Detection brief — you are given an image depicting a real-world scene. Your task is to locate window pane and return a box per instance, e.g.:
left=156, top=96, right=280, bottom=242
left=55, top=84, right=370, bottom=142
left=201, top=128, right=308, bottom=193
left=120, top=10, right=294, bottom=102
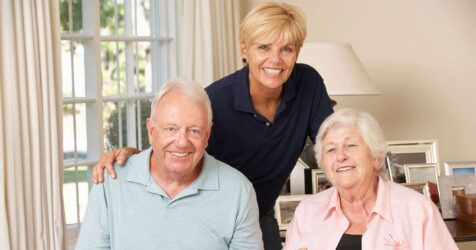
left=62, top=41, right=86, bottom=97
left=76, top=103, right=88, bottom=159
left=103, top=102, right=128, bottom=150
left=63, top=104, right=75, bottom=160
left=101, top=42, right=126, bottom=96
left=59, top=0, right=83, bottom=33
left=138, top=99, right=151, bottom=150
left=100, top=0, right=125, bottom=35
left=63, top=103, right=88, bottom=161
left=133, top=0, right=151, bottom=36
left=73, top=41, right=86, bottom=97
left=63, top=165, right=89, bottom=224
left=61, top=41, right=73, bottom=98
left=135, top=42, right=152, bottom=93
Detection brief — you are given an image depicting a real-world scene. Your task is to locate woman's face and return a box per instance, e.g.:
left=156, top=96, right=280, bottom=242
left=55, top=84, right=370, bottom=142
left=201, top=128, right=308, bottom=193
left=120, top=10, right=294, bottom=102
left=240, top=39, right=299, bottom=91
left=320, top=125, right=380, bottom=192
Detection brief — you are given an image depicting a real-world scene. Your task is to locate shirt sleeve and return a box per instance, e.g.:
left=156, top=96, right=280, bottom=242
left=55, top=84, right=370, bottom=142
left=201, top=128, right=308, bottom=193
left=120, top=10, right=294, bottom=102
left=229, top=184, right=264, bottom=250
left=422, top=203, right=458, bottom=250
left=284, top=202, right=304, bottom=250
left=308, top=71, right=334, bottom=143
left=75, top=182, right=110, bottom=250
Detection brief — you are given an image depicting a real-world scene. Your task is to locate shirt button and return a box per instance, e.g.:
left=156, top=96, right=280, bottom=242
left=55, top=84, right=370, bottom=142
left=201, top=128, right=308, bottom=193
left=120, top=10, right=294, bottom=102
left=266, top=122, right=271, bottom=126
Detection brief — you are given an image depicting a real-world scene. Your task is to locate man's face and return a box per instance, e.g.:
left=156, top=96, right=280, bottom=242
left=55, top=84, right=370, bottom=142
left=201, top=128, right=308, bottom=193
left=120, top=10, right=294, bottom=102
left=147, top=91, right=210, bottom=177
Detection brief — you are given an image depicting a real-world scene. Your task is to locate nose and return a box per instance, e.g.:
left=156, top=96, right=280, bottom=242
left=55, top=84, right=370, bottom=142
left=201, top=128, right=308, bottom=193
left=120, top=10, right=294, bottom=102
left=336, top=147, right=347, bottom=162
left=269, top=48, right=280, bottom=63
left=174, top=129, right=190, bottom=147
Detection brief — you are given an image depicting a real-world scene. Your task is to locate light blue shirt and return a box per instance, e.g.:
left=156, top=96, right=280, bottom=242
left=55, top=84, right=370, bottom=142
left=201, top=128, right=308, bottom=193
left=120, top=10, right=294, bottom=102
left=76, top=148, right=263, bottom=250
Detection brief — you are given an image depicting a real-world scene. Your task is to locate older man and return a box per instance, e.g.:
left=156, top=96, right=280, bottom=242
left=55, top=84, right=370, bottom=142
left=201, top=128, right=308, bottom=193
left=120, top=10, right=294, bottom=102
left=76, top=79, right=263, bottom=250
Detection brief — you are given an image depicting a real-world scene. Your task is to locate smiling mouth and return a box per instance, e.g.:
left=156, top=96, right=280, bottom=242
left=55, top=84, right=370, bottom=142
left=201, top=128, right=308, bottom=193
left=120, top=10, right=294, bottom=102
left=336, top=166, right=355, bottom=172
left=263, top=68, right=282, bottom=75
left=170, top=152, right=190, bottom=157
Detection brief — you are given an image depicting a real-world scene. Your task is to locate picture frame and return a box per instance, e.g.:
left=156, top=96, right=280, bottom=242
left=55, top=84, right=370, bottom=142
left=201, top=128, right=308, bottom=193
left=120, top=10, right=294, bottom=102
left=438, top=175, right=476, bottom=219
left=403, top=163, right=439, bottom=184
left=386, top=140, right=440, bottom=183
left=289, top=159, right=311, bottom=195
left=311, top=169, right=332, bottom=194
left=402, top=182, right=431, bottom=200
left=274, top=195, right=310, bottom=230
left=443, top=161, right=476, bottom=176
left=403, top=163, right=440, bottom=202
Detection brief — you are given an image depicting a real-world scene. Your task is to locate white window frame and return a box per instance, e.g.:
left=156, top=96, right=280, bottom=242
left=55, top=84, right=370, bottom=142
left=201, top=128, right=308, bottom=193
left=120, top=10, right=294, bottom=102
left=60, top=0, right=176, bottom=247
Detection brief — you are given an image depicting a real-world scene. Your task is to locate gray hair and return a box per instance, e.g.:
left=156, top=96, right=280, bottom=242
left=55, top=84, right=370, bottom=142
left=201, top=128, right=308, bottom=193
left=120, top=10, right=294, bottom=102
left=150, top=78, right=213, bottom=126
left=314, top=108, right=387, bottom=177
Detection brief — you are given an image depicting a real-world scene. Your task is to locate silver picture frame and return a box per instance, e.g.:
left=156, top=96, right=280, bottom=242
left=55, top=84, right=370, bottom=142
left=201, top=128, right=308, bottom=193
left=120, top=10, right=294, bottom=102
left=443, top=161, right=476, bottom=176
left=386, top=140, right=440, bottom=183
left=274, top=195, right=310, bottom=230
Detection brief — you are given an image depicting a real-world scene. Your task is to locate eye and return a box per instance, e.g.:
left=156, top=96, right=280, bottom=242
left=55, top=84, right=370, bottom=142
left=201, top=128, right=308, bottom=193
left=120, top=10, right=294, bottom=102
left=190, top=128, right=201, bottom=135
left=325, top=148, right=335, bottom=154
left=163, top=127, right=177, bottom=135
left=283, top=47, right=294, bottom=53
left=257, top=44, right=269, bottom=51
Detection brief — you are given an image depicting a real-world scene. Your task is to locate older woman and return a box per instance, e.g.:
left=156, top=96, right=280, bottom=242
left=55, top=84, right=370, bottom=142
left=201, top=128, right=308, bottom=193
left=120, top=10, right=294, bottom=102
left=93, top=2, right=333, bottom=249
left=285, top=109, right=457, bottom=250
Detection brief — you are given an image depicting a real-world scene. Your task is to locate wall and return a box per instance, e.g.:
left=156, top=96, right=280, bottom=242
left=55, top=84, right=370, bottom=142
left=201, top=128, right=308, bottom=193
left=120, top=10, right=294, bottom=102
left=243, top=0, right=476, bottom=165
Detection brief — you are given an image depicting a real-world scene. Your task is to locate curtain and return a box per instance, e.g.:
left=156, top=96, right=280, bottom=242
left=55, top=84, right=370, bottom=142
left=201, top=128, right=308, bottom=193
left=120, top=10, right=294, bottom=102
left=177, top=0, right=242, bottom=87
left=0, top=0, right=64, bottom=249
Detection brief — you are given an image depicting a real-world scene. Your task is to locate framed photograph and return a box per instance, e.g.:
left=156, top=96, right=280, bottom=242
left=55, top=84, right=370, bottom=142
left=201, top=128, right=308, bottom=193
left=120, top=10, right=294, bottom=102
left=311, top=169, right=332, bottom=194
left=403, top=163, right=438, bottom=183
left=289, top=159, right=311, bottom=195
left=403, top=163, right=439, bottom=202
left=443, top=161, right=476, bottom=176
left=274, top=195, right=309, bottom=230
left=438, top=175, right=476, bottom=218
left=402, top=182, right=431, bottom=200
left=386, top=140, right=440, bottom=183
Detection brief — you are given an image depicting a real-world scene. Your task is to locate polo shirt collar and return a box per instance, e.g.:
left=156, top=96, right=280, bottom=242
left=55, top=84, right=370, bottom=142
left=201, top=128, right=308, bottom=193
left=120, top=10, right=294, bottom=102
left=125, top=148, right=219, bottom=193
left=233, top=66, right=298, bottom=114
left=323, top=176, right=392, bottom=222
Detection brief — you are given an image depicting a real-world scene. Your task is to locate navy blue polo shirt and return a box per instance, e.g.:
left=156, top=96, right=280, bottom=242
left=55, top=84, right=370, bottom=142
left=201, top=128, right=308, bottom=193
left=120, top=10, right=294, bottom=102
left=205, top=63, right=333, bottom=215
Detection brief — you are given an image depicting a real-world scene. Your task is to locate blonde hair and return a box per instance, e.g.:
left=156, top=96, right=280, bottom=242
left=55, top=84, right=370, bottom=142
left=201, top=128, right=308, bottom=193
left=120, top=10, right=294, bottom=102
left=150, top=78, right=213, bottom=126
left=240, top=1, right=307, bottom=48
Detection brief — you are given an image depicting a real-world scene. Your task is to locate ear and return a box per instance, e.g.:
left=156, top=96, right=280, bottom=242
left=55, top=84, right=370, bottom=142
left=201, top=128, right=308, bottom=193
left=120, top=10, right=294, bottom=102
left=240, top=43, right=247, bottom=59
left=373, top=157, right=382, bottom=171
left=204, top=123, right=212, bottom=149
left=146, top=117, right=155, bottom=145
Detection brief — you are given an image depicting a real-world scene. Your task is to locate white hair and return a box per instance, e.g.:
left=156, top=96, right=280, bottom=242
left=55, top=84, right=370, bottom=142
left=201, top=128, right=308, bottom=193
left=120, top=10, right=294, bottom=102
left=150, top=78, right=212, bottom=126
left=314, top=108, right=387, bottom=176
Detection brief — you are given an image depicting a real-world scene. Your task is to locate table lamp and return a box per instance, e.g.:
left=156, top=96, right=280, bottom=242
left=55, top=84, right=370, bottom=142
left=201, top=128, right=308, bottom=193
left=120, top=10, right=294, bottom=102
left=297, top=42, right=379, bottom=100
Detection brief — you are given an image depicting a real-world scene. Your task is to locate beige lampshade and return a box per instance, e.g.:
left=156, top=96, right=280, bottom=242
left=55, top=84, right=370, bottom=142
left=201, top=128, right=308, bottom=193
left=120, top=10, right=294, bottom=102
left=297, top=43, right=379, bottom=96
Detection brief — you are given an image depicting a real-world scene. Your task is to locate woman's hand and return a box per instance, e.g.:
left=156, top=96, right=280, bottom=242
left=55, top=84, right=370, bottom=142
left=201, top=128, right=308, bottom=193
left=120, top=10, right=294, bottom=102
left=92, top=147, right=140, bottom=183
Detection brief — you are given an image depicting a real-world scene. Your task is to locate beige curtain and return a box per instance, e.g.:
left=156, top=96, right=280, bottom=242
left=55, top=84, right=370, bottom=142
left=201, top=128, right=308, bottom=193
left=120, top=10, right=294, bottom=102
left=177, top=0, right=242, bottom=87
left=0, top=0, right=64, bottom=249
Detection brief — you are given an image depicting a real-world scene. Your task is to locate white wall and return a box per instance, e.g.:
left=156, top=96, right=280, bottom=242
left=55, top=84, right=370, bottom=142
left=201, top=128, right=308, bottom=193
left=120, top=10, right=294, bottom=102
left=243, top=0, right=476, bottom=165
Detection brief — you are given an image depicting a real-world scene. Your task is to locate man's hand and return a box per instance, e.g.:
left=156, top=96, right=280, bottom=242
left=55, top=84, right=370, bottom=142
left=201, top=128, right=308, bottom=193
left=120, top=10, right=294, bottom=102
left=92, top=147, right=140, bottom=184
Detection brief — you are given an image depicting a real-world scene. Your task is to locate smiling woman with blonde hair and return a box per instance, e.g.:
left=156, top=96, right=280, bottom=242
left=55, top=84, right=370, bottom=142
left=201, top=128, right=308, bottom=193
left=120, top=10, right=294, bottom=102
left=285, top=109, right=457, bottom=250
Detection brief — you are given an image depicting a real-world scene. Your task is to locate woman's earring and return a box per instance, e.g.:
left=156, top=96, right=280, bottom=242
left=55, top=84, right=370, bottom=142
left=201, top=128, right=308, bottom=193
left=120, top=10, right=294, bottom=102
left=242, top=58, right=247, bottom=63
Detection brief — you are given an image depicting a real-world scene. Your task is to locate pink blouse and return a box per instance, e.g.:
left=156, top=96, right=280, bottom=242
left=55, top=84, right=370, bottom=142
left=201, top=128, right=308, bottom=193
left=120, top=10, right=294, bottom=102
left=285, top=177, right=457, bottom=250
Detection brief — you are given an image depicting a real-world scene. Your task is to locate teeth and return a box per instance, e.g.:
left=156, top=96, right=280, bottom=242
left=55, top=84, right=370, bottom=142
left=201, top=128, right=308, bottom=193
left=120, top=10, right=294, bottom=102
left=263, top=68, right=281, bottom=75
left=336, top=166, right=353, bottom=172
left=171, top=152, right=188, bottom=157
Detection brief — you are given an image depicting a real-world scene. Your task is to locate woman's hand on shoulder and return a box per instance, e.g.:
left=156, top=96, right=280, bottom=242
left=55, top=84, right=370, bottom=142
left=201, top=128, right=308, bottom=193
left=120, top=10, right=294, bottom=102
left=92, top=147, right=140, bottom=183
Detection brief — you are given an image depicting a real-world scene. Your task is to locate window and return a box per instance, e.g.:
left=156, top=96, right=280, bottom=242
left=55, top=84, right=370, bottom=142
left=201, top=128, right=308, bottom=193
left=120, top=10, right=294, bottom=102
left=59, top=0, right=176, bottom=245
